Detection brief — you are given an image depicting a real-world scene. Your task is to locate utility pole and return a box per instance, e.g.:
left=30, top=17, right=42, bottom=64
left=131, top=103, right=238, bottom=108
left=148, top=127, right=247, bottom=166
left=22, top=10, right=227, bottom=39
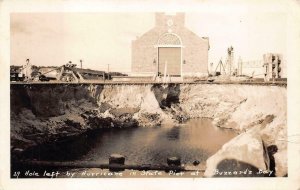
left=227, top=46, right=234, bottom=76
left=238, top=57, right=242, bottom=76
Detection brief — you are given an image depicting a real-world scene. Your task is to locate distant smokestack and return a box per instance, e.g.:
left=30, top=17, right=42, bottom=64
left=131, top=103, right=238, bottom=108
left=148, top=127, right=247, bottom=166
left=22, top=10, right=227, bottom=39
left=80, top=60, right=83, bottom=69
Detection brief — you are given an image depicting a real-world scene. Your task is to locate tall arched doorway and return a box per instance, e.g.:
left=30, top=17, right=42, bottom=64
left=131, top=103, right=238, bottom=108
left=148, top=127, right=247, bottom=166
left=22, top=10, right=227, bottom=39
left=156, top=33, right=183, bottom=77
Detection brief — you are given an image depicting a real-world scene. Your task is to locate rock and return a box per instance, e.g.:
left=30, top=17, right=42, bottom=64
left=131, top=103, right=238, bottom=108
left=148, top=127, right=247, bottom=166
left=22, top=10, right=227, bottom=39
left=274, top=150, right=287, bottom=177
left=204, top=130, right=270, bottom=177
left=99, top=102, right=112, bottom=113
left=80, top=113, right=89, bottom=119
left=193, top=160, right=200, bottom=166
left=134, top=112, right=162, bottom=127
left=259, top=117, right=287, bottom=177
left=110, top=107, right=139, bottom=117
left=11, top=148, right=24, bottom=160
left=87, top=116, right=113, bottom=129
left=12, top=148, right=24, bottom=153
left=64, top=119, right=82, bottom=130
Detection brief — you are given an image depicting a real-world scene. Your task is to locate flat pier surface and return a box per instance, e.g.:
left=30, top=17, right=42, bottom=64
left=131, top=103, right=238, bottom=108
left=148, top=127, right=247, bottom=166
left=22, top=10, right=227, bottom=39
left=10, top=80, right=287, bottom=86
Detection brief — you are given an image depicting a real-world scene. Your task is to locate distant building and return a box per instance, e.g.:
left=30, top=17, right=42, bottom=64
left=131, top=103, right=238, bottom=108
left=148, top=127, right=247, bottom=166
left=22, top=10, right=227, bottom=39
left=131, top=13, right=209, bottom=77
left=235, top=53, right=286, bottom=80
left=263, top=53, right=283, bottom=81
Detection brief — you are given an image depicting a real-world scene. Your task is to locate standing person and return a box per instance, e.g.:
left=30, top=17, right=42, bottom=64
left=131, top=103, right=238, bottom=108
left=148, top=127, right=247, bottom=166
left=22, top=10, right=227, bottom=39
left=23, top=59, right=32, bottom=81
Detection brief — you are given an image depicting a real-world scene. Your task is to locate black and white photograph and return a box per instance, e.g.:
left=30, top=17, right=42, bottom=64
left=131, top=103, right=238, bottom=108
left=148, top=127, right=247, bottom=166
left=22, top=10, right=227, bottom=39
left=1, top=0, right=300, bottom=189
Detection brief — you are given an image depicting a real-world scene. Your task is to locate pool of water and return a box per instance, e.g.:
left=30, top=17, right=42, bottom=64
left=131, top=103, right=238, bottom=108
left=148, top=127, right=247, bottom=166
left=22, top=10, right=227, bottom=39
left=21, top=118, right=237, bottom=166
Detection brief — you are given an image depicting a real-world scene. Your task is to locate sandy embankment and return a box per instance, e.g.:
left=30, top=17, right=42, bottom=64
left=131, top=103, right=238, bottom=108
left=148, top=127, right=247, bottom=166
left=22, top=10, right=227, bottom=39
left=10, top=83, right=287, bottom=176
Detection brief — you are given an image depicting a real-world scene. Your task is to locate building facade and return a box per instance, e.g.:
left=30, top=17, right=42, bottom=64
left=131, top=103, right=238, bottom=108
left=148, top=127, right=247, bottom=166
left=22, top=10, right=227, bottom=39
left=131, top=13, right=209, bottom=77
left=263, top=53, right=283, bottom=81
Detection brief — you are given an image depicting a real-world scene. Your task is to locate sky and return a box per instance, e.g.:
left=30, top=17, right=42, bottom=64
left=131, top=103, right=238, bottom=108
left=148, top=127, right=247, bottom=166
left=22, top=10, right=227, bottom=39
left=10, top=11, right=287, bottom=72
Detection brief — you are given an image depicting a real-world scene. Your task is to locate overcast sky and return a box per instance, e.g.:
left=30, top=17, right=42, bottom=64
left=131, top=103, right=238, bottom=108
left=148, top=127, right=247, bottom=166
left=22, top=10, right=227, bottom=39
left=10, top=11, right=287, bottom=72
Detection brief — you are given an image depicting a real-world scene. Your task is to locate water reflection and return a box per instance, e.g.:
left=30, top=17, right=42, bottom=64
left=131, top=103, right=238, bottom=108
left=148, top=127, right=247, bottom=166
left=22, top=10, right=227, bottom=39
left=22, top=118, right=237, bottom=166
left=166, top=126, right=180, bottom=140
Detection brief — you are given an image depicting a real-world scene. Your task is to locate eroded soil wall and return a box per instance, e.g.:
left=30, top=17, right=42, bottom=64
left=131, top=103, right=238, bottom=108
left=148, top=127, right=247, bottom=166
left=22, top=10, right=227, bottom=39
left=10, top=83, right=287, bottom=176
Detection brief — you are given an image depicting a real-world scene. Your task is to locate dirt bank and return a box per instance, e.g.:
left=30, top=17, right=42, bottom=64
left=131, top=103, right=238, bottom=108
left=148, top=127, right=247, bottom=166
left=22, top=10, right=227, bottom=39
left=10, top=83, right=287, bottom=176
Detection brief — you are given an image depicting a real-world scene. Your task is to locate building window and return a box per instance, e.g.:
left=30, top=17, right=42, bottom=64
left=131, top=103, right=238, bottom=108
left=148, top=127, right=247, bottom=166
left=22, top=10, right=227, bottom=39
left=157, top=33, right=181, bottom=46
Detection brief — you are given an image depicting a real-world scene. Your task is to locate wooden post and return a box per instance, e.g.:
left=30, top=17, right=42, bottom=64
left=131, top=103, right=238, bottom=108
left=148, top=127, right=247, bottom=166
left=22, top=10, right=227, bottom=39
left=109, top=154, right=125, bottom=165
left=109, top=154, right=125, bottom=172
left=167, top=157, right=181, bottom=166
left=166, top=157, right=181, bottom=173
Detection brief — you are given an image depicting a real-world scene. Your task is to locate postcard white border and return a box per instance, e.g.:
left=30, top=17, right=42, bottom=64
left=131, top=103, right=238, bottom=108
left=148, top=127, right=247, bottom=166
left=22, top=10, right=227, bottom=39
left=1, top=0, right=300, bottom=190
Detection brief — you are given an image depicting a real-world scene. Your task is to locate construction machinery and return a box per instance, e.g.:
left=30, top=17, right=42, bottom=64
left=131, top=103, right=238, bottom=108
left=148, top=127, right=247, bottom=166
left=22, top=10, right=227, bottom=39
left=56, top=62, right=85, bottom=82
left=30, top=62, right=86, bottom=82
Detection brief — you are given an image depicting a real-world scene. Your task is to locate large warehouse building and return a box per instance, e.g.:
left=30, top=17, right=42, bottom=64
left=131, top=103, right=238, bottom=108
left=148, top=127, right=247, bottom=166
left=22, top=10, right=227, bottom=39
left=131, top=13, right=209, bottom=77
